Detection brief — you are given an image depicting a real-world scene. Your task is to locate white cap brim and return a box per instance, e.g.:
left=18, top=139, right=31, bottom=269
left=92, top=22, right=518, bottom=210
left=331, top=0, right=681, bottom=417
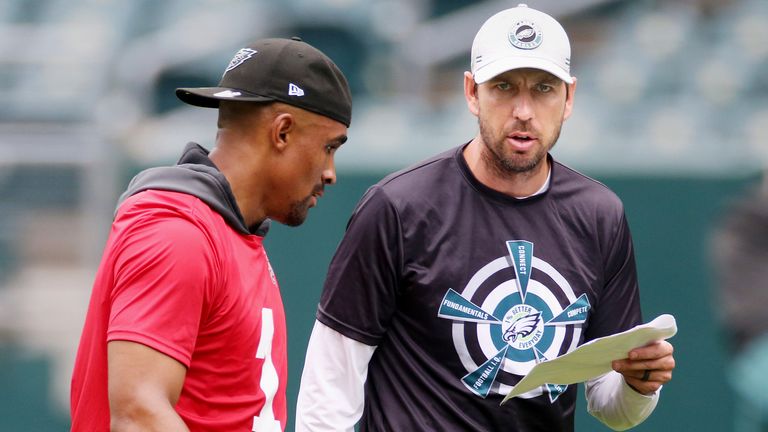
left=473, top=56, right=573, bottom=84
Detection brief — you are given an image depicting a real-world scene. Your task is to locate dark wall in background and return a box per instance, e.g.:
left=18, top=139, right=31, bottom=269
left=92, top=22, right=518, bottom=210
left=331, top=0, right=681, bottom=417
left=264, top=172, right=759, bottom=432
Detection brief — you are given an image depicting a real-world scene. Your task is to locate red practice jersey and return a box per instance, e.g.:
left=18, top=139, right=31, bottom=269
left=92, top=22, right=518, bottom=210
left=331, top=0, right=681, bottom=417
left=71, top=189, right=287, bottom=431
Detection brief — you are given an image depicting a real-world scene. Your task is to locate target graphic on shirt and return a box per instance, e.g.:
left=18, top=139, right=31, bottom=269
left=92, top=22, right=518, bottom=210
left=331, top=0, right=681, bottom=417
left=437, top=240, right=591, bottom=402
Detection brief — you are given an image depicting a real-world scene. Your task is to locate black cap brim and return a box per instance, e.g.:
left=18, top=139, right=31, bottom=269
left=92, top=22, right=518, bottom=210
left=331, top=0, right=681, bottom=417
left=176, top=87, right=275, bottom=108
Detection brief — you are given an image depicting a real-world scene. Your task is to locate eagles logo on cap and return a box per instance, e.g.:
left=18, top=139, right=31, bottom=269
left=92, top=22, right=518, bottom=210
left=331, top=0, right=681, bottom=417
left=224, top=48, right=257, bottom=73
left=508, top=21, right=543, bottom=50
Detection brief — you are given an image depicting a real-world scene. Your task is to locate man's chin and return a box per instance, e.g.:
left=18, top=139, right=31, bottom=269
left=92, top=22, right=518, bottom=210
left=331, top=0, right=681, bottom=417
left=279, top=200, right=312, bottom=227
left=278, top=212, right=308, bottom=227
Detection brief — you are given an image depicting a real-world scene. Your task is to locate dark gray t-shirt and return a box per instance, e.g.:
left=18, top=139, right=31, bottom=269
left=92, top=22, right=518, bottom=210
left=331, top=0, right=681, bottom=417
left=317, top=145, right=642, bottom=431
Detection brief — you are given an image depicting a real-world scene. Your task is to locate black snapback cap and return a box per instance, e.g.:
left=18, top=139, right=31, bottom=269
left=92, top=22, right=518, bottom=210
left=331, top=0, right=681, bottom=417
left=176, top=37, right=352, bottom=127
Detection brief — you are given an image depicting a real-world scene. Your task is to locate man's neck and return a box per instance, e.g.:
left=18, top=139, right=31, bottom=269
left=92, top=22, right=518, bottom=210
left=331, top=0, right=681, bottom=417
left=209, top=139, right=268, bottom=228
left=463, top=138, right=550, bottom=198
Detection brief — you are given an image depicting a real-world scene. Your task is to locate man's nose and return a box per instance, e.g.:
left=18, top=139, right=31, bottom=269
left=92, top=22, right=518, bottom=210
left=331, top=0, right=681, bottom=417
left=512, top=92, right=534, bottom=122
left=322, top=159, right=336, bottom=185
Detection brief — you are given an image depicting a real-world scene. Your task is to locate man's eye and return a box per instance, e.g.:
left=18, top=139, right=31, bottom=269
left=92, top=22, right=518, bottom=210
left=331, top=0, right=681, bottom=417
left=496, top=82, right=511, bottom=91
left=536, top=83, right=553, bottom=93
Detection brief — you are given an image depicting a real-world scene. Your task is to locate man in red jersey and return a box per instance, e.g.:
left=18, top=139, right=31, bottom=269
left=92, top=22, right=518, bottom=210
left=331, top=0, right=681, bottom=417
left=70, top=37, right=351, bottom=431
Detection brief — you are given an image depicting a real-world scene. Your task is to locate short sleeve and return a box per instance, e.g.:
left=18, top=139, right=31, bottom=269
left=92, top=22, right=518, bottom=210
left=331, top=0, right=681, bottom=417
left=316, top=186, right=402, bottom=346
left=585, top=210, right=642, bottom=341
left=107, top=210, right=218, bottom=367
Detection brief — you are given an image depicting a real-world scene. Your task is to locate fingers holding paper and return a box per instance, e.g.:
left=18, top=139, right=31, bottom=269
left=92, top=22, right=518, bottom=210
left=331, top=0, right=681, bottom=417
left=611, top=340, right=675, bottom=395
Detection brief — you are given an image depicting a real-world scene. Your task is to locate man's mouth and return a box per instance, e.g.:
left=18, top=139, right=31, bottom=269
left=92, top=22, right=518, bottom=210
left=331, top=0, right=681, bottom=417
left=308, top=186, right=324, bottom=207
left=508, top=132, right=538, bottom=149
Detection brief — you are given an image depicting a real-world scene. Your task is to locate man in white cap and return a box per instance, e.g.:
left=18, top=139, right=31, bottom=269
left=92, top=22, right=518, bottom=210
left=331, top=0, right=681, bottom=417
left=296, top=5, right=675, bottom=431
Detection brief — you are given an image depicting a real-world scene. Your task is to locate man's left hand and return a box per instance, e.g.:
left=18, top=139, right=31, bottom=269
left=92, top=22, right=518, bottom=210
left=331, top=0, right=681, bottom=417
left=611, top=340, right=675, bottom=395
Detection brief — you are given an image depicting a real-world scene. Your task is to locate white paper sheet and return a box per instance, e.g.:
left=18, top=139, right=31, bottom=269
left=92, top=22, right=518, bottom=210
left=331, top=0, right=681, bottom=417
left=501, top=314, right=677, bottom=404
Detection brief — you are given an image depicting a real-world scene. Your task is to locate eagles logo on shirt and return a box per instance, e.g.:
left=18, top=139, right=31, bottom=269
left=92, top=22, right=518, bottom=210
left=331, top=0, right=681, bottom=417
left=502, top=310, right=542, bottom=346
left=438, top=240, right=590, bottom=402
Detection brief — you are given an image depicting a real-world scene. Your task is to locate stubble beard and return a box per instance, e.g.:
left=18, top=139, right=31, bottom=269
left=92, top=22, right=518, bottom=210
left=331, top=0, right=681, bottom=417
left=478, top=114, right=562, bottom=178
left=283, top=197, right=312, bottom=227
left=282, top=184, right=324, bottom=227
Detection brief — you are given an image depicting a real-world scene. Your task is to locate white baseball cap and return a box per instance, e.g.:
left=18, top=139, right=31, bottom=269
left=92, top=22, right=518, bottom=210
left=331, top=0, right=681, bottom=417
left=471, top=4, right=573, bottom=84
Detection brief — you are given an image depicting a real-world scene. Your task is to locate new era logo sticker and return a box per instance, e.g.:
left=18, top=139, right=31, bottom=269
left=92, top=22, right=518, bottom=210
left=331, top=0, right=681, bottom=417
left=213, top=90, right=241, bottom=98
left=288, top=83, right=305, bottom=97
left=225, top=48, right=257, bottom=73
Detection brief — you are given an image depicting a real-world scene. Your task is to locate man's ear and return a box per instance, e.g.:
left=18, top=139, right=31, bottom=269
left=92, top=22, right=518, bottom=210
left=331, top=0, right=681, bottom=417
left=563, top=77, right=577, bottom=121
left=464, top=71, right=480, bottom=117
left=271, top=112, right=295, bottom=151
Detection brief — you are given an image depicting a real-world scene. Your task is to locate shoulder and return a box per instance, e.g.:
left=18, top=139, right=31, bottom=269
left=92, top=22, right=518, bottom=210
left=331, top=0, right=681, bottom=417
left=365, top=146, right=461, bottom=206
left=341, top=148, right=461, bottom=232
left=105, top=191, right=225, bottom=291
left=117, top=189, right=220, bottom=226
left=378, top=147, right=458, bottom=187
left=551, top=160, right=625, bottom=215
left=112, top=190, right=224, bottom=253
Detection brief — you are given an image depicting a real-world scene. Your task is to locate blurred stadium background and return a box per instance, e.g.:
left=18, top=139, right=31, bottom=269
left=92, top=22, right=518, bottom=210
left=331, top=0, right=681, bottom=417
left=1, top=0, right=766, bottom=430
